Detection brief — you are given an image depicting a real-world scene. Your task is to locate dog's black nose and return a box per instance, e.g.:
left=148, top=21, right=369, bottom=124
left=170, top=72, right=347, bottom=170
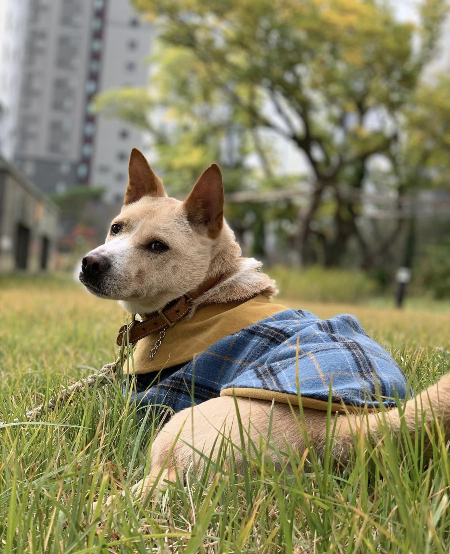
left=81, top=254, right=111, bottom=280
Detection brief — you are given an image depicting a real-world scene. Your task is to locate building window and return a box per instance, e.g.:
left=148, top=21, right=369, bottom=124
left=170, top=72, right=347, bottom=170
left=92, top=18, right=102, bottom=31
left=60, top=162, right=71, bottom=174
left=22, top=73, right=41, bottom=97
left=78, top=164, right=88, bottom=178
left=48, top=120, right=71, bottom=153
left=30, top=29, right=47, bottom=41
left=115, top=173, right=125, bottom=182
left=60, top=140, right=70, bottom=152
left=91, top=39, right=102, bottom=52
left=117, top=151, right=127, bottom=161
left=82, top=144, right=93, bottom=157
left=57, top=35, right=79, bottom=68
left=85, top=80, right=97, bottom=94
left=15, top=223, right=30, bottom=270
left=18, top=129, right=37, bottom=142
left=52, top=78, right=75, bottom=111
left=61, top=119, right=72, bottom=131
left=126, top=61, right=136, bottom=71
left=90, top=60, right=100, bottom=74
left=129, top=18, right=139, bottom=26
left=63, top=97, right=74, bottom=109
left=128, top=40, right=137, bottom=50
left=24, top=43, right=46, bottom=66
left=93, top=0, right=104, bottom=10
left=40, top=236, right=51, bottom=270
left=86, top=101, right=95, bottom=115
left=119, top=129, right=129, bottom=139
left=99, top=165, right=109, bottom=173
left=30, top=1, right=49, bottom=20
left=61, top=0, right=83, bottom=27
left=84, top=123, right=95, bottom=136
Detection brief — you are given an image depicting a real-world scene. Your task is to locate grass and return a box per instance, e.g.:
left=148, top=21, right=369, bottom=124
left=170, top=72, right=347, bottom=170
left=268, top=265, right=450, bottom=313
left=268, top=265, right=378, bottom=304
left=0, top=274, right=449, bottom=553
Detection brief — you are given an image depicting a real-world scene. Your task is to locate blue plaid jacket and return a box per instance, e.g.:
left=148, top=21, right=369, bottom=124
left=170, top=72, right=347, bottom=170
left=125, top=309, right=410, bottom=418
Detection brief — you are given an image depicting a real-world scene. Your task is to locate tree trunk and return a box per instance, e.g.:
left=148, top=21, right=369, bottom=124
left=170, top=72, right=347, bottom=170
left=324, top=200, right=354, bottom=266
left=296, top=181, right=326, bottom=266
left=252, top=209, right=266, bottom=259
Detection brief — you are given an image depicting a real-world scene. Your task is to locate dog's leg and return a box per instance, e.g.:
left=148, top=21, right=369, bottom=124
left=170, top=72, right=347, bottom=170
left=138, top=396, right=331, bottom=500
left=351, top=372, right=450, bottom=455
left=132, top=396, right=246, bottom=502
left=132, top=374, right=450, bottom=502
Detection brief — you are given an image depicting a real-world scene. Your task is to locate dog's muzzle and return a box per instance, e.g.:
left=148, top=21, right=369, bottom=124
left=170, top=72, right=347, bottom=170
left=79, top=253, right=111, bottom=289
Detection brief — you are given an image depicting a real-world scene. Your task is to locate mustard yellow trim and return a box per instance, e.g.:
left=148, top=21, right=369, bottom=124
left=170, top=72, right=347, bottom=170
left=127, top=294, right=288, bottom=374
left=220, top=387, right=377, bottom=413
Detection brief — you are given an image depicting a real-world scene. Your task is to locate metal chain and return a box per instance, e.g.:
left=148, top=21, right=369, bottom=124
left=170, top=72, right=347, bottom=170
left=148, top=326, right=168, bottom=361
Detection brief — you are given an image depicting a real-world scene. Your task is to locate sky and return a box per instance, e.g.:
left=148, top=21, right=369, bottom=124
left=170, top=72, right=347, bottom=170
left=391, top=0, right=421, bottom=23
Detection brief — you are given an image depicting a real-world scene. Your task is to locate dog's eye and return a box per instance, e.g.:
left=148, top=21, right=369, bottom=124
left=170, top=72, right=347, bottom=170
left=110, top=223, right=122, bottom=235
left=147, top=240, right=169, bottom=253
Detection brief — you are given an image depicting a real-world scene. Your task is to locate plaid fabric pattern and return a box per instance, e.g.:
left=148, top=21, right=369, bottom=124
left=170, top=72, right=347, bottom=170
left=125, top=309, right=410, bottom=417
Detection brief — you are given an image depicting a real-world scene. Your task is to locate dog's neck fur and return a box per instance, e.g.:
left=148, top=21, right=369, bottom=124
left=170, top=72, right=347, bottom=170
left=190, top=257, right=277, bottom=310
left=188, top=222, right=277, bottom=310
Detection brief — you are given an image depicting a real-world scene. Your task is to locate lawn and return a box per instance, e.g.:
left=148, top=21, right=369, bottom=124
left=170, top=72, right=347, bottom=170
left=0, top=274, right=449, bottom=553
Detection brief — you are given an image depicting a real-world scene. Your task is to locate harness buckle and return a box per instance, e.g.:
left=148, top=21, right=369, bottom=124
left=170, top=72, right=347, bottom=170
left=157, top=308, right=176, bottom=327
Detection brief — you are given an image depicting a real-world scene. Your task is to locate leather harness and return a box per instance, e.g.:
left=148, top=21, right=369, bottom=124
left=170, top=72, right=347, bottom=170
left=116, top=275, right=221, bottom=346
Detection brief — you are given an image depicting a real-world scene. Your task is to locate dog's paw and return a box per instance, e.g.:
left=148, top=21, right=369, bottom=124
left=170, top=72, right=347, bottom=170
left=91, top=469, right=174, bottom=512
left=129, top=469, right=174, bottom=504
left=92, top=493, right=118, bottom=513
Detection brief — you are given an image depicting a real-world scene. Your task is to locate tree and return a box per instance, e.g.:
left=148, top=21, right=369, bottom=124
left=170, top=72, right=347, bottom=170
left=50, top=186, right=113, bottom=247
left=97, top=0, right=450, bottom=267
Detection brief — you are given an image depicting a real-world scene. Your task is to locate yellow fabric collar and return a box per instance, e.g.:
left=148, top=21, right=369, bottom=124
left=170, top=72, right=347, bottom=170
left=127, top=294, right=287, bottom=374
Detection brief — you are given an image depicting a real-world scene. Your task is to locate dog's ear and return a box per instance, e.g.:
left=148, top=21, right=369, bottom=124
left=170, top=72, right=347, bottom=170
left=183, top=164, right=224, bottom=239
left=124, top=148, right=166, bottom=204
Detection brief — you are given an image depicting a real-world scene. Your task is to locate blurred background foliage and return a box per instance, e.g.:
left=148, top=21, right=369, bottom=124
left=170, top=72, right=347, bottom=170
left=95, top=0, right=450, bottom=299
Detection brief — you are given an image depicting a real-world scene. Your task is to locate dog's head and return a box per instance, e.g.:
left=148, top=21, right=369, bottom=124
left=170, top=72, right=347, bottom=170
left=79, top=149, right=240, bottom=314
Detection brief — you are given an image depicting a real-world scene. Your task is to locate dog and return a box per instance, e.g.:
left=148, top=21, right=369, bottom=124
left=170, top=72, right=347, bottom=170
left=80, top=148, right=450, bottom=503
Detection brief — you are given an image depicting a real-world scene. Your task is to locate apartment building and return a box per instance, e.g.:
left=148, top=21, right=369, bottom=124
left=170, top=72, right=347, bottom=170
left=12, top=0, right=151, bottom=202
left=0, top=0, right=30, bottom=160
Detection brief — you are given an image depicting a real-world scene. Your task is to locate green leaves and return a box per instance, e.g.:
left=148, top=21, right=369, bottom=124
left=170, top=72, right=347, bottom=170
left=100, top=0, right=450, bottom=267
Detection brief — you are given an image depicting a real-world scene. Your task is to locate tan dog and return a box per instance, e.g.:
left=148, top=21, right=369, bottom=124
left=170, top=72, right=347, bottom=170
left=80, top=149, right=450, bottom=502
